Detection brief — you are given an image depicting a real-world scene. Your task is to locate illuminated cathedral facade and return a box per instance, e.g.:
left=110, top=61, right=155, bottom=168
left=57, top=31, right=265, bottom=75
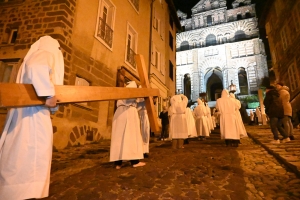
left=176, top=0, right=268, bottom=103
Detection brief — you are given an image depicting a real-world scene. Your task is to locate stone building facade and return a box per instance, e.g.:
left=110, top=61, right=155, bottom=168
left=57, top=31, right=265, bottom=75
left=176, top=0, right=268, bottom=104
left=0, top=0, right=180, bottom=149
left=261, top=0, right=300, bottom=117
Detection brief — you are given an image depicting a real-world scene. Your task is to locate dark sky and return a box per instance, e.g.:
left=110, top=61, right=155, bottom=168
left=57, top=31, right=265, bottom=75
left=173, top=0, right=266, bottom=18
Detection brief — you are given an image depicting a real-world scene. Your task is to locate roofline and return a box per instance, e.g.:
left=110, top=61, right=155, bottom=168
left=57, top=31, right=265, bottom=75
left=165, top=0, right=182, bottom=30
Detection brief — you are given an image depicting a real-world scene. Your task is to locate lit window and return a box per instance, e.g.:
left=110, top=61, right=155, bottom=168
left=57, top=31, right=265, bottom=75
left=152, top=44, right=161, bottom=70
left=0, top=61, right=18, bottom=83
left=153, top=7, right=161, bottom=35
left=125, top=23, right=138, bottom=69
left=95, top=0, right=116, bottom=49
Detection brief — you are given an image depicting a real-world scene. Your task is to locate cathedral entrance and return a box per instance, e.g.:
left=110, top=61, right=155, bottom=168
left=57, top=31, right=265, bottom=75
left=205, top=69, right=223, bottom=101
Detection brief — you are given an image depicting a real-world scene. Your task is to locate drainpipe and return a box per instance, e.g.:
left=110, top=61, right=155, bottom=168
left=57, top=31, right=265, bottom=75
left=148, top=0, right=155, bottom=80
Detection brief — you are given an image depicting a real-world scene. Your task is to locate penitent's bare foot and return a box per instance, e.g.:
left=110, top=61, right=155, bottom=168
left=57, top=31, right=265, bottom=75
left=133, top=162, right=146, bottom=168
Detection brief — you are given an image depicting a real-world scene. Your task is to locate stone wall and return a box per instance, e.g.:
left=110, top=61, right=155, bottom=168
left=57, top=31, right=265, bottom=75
left=0, top=0, right=115, bottom=148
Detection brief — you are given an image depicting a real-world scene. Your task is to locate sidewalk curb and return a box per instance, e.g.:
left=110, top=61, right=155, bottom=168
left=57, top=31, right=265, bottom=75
left=247, top=132, right=300, bottom=178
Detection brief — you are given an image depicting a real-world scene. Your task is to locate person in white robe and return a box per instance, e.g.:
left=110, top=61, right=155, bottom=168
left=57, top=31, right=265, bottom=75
left=249, top=110, right=255, bottom=125
left=214, top=108, right=220, bottom=127
left=205, top=102, right=214, bottom=131
left=110, top=81, right=145, bottom=169
left=216, top=89, right=240, bottom=147
left=137, top=96, right=150, bottom=158
left=169, top=94, right=188, bottom=149
left=193, top=99, right=210, bottom=140
left=185, top=107, right=197, bottom=138
left=230, top=93, right=247, bottom=138
left=211, top=108, right=217, bottom=128
left=256, top=107, right=262, bottom=125
left=0, top=36, right=64, bottom=200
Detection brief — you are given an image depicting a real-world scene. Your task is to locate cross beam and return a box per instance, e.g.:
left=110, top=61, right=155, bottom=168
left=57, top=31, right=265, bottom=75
left=0, top=55, right=161, bottom=133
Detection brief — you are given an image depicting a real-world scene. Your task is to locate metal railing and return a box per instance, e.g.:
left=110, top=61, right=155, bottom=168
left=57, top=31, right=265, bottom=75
left=126, top=48, right=136, bottom=68
left=97, top=17, right=113, bottom=48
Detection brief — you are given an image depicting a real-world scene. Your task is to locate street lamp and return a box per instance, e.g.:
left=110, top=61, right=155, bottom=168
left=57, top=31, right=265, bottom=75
left=228, top=80, right=236, bottom=93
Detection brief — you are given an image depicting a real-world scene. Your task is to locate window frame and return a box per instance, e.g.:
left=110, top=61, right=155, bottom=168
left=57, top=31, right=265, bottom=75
left=125, top=22, right=138, bottom=70
left=95, top=0, right=116, bottom=50
left=287, top=62, right=299, bottom=92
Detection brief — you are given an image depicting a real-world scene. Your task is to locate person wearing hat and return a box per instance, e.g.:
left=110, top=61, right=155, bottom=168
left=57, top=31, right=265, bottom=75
left=0, top=36, right=64, bottom=199
left=109, top=81, right=146, bottom=169
left=263, top=85, right=288, bottom=143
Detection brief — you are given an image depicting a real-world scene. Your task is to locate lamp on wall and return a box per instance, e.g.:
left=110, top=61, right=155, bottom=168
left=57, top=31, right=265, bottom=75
left=228, top=80, right=236, bottom=93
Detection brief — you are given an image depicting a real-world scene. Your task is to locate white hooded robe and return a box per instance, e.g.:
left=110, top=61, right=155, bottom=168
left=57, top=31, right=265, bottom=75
left=169, top=94, right=188, bottom=139
left=230, top=93, right=247, bottom=138
left=216, top=90, right=239, bottom=140
left=193, top=99, right=210, bottom=137
left=109, top=81, right=144, bottom=162
left=185, top=107, right=197, bottom=138
left=0, top=36, right=64, bottom=200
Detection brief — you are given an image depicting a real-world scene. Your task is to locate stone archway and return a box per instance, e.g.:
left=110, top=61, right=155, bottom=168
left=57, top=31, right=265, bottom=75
left=205, top=69, right=223, bottom=101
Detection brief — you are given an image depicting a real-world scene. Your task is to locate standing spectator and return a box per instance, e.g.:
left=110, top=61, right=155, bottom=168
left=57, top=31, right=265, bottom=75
left=110, top=81, right=145, bottom=169
left=216, top=89, right=240, bottom=147
left=194, top=98, right=210, bottom=140
left=263, top=85, right=288, bottom=143
left=169, top=94, right=188, bottom=149
left=0, top=36, right=64, bottom=199
left=159, top=106, right=169, bottom=140
left=276, top=83, right=295, bottom=140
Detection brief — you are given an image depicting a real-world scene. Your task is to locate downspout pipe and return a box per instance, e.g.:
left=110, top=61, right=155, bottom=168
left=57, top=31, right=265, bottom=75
left=148, top=0, right=155, bottom=80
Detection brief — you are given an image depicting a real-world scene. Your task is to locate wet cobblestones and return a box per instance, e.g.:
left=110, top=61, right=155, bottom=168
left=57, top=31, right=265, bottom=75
left=45, top=126, right=300, bottom=200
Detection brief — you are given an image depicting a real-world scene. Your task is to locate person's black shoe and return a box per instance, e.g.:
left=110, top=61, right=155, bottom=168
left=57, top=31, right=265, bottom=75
left=289, top=135, right=295, bottom=140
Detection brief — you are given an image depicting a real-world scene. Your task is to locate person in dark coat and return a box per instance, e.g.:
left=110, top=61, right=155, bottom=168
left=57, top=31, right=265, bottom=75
left=263, top=85, right=288, bottom=143
left=159, top=106, right=169, bottom=140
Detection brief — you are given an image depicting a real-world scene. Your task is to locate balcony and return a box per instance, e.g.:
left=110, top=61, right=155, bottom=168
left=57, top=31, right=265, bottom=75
left=97, top=17, right=113, bottom=48
left=126, top=48, right=136, bottom=68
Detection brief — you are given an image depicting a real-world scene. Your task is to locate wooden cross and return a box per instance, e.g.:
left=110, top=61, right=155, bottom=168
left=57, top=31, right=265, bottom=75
left=0, top=54, right=161, bottom=133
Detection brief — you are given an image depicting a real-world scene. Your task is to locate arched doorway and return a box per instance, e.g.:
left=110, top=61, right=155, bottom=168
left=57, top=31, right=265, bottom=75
left=184, top=73, right=191, bottom=100
left=205, top=68, right=223, bottom=101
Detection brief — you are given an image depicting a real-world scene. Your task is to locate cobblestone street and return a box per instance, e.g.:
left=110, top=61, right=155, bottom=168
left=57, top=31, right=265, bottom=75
left=45, top=126, right=300, bottom=200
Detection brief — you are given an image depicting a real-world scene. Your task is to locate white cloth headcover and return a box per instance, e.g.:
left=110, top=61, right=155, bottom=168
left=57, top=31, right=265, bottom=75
left=197, top=98, right=202, bottom=105
left=221, top=89, right=229, bottom=98
left=17, top=35, right=64, bottom=85
left=126, top=81, right=137, bottom=88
